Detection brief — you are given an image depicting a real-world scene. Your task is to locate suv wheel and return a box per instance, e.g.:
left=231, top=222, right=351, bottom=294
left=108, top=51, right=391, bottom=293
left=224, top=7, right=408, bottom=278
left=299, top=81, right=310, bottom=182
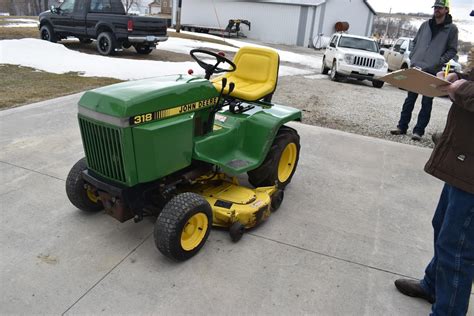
left=330, top=62, right=340, bottom=81
left=97, top=32, right=117, bottom=56
left=372, top=80, right=384, bottom=88
left=321, top=57, right=330, bottom=75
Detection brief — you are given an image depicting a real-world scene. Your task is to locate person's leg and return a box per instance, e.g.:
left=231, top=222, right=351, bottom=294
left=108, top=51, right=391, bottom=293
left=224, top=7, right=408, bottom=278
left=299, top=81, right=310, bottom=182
left=396, top=91, right=418, bottom=132
left=420, top=184, right=451, bottom=299
left=430, top=184, right=474, bottom=315
left=413, top=95, right=434, bottom=136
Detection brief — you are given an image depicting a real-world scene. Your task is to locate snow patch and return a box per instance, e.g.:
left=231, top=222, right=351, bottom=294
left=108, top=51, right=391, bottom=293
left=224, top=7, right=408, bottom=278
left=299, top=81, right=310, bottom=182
left=0, top=38, right=315, bottom=80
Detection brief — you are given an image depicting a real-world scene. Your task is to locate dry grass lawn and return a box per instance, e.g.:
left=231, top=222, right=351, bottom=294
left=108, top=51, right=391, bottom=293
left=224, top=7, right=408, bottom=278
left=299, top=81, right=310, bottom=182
left=0, top=65, right=121, bottom=109
left=0, top=17, right=235, bottom=109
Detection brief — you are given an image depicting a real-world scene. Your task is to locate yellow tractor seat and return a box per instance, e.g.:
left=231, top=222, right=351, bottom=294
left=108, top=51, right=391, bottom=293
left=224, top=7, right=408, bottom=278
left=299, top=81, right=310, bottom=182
left=212, top=46, right=280, bottom=102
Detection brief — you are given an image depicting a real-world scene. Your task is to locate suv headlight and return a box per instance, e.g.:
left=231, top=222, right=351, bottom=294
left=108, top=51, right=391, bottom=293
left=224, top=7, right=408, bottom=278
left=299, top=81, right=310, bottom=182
left=343, top=54, right=355, bottom=64
left=375, top=59, right=385, bottom=69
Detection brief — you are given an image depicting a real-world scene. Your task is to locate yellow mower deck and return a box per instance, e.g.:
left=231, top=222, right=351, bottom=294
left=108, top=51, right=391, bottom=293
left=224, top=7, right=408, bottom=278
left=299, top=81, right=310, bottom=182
left=187, top=174, right=279, bottom=229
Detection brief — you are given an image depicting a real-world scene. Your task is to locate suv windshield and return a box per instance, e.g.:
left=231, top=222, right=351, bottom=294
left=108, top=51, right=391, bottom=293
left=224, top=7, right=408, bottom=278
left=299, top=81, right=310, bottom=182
left=338, top=37, right=378, bottom=52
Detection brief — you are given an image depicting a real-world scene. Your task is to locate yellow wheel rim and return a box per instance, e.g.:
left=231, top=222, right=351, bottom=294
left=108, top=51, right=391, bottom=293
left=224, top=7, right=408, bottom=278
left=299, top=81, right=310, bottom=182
left=278, top=143, right=297, bottom=183
left=87, top=189, right=99, bottom=203
left=181, top=213, right=209, bottom=251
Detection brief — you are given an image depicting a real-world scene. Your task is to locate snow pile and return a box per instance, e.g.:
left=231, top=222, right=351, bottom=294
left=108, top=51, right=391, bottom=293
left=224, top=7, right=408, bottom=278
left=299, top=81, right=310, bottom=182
left=165, top=29, right=323, bottom=68
left=0, top=38, right=314, bottom=80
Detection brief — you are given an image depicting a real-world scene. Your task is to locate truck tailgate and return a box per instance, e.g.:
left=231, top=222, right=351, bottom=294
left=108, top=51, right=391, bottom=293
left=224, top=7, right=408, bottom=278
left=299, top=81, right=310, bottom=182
left=131, top=17, right=167, bottom=36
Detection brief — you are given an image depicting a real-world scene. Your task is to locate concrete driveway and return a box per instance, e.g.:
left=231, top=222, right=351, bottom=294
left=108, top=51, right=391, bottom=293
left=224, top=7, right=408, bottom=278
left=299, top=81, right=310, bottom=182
left=0, top=94, right=472, bottom=315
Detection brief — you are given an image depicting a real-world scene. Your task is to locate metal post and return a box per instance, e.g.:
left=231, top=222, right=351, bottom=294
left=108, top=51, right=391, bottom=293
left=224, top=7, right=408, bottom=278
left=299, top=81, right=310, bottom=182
left=176, top=0, right=182, bottom=33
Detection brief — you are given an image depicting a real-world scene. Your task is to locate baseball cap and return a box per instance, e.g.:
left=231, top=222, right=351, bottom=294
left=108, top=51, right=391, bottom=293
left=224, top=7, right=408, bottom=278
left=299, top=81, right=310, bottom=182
left=432, top=0, right=449, bottom=8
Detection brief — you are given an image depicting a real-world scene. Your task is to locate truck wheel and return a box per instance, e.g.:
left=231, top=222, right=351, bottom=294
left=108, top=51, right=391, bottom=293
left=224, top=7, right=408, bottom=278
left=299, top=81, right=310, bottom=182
left=97, top=32, right=117, bottom=56
left=40, top=25, right=57, bottom=43
left=330, top=63, right=339, bottom=81
left=372, top=80, right=384, bottom=88
left=247, top=126, right=300, bottom=189
left=134, top=44, right=153, bottom=55
left=321, top=57, right=330, bottom=75
left=66, top=158, right=103, bottom=212
left=154, top=192, right=212, bottom=261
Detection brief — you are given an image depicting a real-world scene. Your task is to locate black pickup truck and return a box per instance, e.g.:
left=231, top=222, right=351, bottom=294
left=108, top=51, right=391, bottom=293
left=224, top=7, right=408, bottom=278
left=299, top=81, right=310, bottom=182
left=39, top=0, right=168, bottom=55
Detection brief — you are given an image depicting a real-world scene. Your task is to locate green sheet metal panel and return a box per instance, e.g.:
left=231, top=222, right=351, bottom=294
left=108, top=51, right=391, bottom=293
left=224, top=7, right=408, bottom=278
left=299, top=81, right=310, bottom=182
left=133, top=114, right=195, bottom=183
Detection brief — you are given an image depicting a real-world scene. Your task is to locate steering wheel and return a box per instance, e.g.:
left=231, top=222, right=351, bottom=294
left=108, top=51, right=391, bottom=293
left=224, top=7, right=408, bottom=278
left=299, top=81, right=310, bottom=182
left=190, top=49, right=236, bottom=80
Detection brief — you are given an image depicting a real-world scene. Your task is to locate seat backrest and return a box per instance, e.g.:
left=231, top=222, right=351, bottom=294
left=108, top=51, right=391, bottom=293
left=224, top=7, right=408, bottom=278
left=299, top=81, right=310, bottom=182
left=213, top=46, right=280, bottom=101
left=233, top=46, right=279, bottom=82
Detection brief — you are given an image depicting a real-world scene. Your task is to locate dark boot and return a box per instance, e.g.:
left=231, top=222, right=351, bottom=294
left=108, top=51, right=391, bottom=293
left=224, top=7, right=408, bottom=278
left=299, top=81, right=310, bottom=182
left=394, top=279, right=435, bottom=304
left=390, top=128, right=407, bottom=135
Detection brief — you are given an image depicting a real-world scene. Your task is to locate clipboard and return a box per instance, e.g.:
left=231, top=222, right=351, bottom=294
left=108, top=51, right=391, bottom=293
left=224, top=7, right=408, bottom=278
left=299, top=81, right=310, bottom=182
left=380, top=68, right=450, bottom=97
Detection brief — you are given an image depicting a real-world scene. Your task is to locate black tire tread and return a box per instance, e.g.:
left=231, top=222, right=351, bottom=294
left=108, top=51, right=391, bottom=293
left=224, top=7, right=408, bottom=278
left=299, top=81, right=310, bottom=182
left=154, top=192, right=212, bottom=261
left=40, top=24, right=57, bottom=43
left=97, top=32, right=117, bottom=56
left=65, top=158, right=103, bottom=212
left=247, top=126, right=300, bottom=189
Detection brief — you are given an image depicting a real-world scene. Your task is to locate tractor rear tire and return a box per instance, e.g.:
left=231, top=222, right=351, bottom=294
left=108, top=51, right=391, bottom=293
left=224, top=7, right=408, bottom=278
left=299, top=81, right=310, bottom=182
left=66, top=158, right=103, bottom=212
left=154, top=192, right=212, bottom=261
left=247, top=126, right=300, bottom=189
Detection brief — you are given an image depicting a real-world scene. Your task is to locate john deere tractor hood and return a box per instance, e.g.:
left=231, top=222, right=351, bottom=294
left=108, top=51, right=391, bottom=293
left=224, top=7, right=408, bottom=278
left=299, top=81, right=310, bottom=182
left=78, top=75, right=220, bottom=118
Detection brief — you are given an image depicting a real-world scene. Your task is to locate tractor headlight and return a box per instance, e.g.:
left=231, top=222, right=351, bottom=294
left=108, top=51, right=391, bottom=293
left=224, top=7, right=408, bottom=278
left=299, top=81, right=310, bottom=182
left=375, top=59, right=385, bottom=69
left=343, top=54, right=355, bottom=64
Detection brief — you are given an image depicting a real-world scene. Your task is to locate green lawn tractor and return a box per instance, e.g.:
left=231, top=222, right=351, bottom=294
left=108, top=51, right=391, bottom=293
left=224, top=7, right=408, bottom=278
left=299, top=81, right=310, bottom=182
left=66, top=46, right=302, bottom=261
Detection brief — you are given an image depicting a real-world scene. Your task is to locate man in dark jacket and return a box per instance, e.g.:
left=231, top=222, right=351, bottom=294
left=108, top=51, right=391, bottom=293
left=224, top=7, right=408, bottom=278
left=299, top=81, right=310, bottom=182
left=390, top=0, right=458, bottom=141
left=394, top=66, right=474, bottom=314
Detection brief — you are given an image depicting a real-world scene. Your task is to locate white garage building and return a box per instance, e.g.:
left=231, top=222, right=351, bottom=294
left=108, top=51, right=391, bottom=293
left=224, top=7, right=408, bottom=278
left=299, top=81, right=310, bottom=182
left=172, top=0, right=376, bottom=47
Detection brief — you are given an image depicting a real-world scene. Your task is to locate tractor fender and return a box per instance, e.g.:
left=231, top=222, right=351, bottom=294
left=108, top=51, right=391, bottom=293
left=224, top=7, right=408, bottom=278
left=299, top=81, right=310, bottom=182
left=193, top=104, right=301, bottom=175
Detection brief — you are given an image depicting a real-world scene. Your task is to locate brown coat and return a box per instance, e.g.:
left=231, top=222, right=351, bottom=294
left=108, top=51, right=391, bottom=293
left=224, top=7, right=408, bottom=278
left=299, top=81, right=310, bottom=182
left=425, top=69, right=474, bottom=194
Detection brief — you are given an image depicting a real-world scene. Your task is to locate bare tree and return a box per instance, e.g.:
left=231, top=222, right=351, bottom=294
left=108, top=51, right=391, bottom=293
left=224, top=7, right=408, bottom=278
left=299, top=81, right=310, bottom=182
left=122, top=0, right=142, bottom=13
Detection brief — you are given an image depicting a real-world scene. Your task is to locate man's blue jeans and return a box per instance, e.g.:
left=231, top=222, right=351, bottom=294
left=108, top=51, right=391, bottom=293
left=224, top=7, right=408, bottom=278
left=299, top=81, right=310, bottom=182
left=420, top=183, right=474, bottom=315
left=397, top=91, right=434, bottom=136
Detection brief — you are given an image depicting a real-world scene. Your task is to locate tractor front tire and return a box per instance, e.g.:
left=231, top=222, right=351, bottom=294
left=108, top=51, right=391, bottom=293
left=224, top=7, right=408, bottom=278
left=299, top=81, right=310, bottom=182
left=248, top=126, right=300, bottom=189
left=154, top=193, right=212, bottom=261
left=66, top=158, right=103, bottom=212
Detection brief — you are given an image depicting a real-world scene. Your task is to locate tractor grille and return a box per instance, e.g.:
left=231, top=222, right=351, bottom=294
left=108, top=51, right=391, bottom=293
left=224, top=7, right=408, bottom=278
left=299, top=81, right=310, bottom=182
left=353, top=56, right=376, bottom=68
left=79, top=118, right=126, bottom=183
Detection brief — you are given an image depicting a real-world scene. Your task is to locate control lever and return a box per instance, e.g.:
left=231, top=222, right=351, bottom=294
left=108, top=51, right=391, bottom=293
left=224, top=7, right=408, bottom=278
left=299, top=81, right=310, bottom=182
left=227, top=82, right=235, bottom=95
left=206, top=78, right=228, bottom=133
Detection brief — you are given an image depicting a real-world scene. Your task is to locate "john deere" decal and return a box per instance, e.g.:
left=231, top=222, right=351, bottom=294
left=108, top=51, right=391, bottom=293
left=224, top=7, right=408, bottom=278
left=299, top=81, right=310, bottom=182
left=130, top=97, right=219, bottom=125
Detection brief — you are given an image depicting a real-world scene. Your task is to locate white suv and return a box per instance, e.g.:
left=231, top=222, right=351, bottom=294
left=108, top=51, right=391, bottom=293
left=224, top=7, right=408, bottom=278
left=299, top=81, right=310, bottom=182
left=321, top=33, right=388, bottom=88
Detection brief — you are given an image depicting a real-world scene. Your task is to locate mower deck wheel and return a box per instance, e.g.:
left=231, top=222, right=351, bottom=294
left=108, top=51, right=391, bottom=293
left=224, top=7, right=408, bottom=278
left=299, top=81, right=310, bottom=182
left=270, top=190, right=284, bottom=212
left=229, top=222, right=245, bottom=242
left=154, top=192, right=212, bottom=261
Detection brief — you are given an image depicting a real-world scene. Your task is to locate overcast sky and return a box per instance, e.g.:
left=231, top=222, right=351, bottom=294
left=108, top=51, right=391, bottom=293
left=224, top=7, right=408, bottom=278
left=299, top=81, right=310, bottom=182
left=367, top=0, right=473, bottom=19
